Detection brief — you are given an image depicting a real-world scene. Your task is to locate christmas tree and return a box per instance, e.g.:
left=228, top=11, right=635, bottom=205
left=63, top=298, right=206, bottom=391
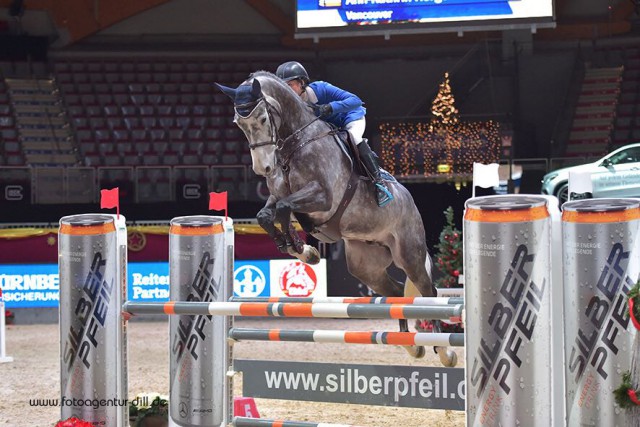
left=429, top=72, right=459, bottom=131
left=434, top=206, right=462, bottom=289
left=416, top=206, right=463, bottom=334
left=428, top=72, right=461, bottom=174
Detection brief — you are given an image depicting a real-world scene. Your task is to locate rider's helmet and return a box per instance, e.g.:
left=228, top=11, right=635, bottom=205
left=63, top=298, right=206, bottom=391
left=276, top=61, right=310, bottom=84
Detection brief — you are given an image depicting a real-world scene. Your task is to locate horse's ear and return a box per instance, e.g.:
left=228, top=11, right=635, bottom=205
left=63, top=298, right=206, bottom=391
left=215, top=83, right=236, bottom=101
left=251, top=79, right=262, bottom=98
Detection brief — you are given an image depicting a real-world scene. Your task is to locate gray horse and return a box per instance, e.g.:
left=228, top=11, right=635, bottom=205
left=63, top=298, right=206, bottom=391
left=217, top=72, right=457, bottom=366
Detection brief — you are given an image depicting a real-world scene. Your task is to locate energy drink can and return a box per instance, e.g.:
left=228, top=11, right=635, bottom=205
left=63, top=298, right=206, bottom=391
left=464, top=195, right=552, bottom=426
left=562, top=198, right=640, bottom=426
left=169, top=216, right=229, bottom=426
left=59, top=214, right=126, bottom=426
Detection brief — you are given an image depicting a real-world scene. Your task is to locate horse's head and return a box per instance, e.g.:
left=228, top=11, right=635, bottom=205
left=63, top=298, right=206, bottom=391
left=216, top=72, right=316, bottom=177
left=215, top=77, right=284, bottom=177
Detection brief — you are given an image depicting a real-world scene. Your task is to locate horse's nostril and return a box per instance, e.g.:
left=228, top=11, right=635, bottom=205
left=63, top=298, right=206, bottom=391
left=265, top=166, right=272, bottom=175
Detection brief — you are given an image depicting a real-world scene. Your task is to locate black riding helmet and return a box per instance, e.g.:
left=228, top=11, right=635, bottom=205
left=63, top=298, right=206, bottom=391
left=276, top=61, right=310, bottom=84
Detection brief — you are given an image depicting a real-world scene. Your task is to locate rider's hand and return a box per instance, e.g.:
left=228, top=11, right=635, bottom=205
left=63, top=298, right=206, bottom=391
left=313, top=103, right=332, bottom=118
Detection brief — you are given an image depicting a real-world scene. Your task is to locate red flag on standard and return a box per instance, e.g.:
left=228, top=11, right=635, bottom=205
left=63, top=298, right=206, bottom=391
left=209, top=191, right=228, bottom=220
left=100, top=187, right=120, bottom=218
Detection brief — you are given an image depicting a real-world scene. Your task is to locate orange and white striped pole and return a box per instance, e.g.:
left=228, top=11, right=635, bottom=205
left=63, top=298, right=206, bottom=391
left=228, top=328, right=464, bottom=347
left=123, top=301, right=464, bottom=323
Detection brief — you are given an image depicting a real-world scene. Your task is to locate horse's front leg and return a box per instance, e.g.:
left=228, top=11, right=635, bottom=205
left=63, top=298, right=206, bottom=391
left=256, top=195, right=288, bottom=253
left=275, top=181, right=329, bottom=265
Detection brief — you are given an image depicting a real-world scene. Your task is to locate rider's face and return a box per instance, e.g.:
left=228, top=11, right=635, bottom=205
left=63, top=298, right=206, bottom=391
left=286, top=79, right=304, bottom=96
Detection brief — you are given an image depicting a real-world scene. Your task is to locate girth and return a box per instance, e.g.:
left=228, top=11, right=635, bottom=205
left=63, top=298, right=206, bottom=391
left=276, top=126, right=359, bottom=244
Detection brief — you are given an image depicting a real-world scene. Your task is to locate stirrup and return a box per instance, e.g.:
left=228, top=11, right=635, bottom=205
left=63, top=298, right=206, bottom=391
left=375, top=183, right=393, bottom=207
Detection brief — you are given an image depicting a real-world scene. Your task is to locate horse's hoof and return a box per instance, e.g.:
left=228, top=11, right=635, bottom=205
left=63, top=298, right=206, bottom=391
left=403, top=345, right=425, bottom=359
left=435, top=347, right=458, bottom=367
left=303, top=245, right=321, bottom=265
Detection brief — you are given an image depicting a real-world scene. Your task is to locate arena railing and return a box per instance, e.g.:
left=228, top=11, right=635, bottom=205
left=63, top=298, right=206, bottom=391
left=2, top=158, right=599, bottom=205
left=0, top=164, right=253, bottom=204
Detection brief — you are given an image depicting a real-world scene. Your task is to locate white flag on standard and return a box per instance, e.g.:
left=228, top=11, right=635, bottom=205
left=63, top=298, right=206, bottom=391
left=568, top=170, right=593, bottom=197
left=472, top=163, right=500, bottom=197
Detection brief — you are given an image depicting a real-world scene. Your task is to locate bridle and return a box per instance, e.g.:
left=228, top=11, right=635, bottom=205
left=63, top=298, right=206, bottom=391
left=235, top=88, right=335, bottom=189
left=234, top=96, right=321, bottom=151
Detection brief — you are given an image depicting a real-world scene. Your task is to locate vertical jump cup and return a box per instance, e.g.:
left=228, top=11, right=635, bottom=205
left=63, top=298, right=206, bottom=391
left=464, top=195, right=552, bottom=426
left=58, top=214, right=127, bottom=426
left=562, top=199, right=640, bottom=426
left=169, top=216, right=233, bottom=427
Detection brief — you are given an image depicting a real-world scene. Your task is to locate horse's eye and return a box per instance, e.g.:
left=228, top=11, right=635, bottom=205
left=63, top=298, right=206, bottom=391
left=260, top=117, right=267, bottom=124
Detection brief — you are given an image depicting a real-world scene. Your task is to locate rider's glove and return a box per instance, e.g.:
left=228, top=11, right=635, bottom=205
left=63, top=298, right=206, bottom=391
left=313, top=103, right=333, bottom=118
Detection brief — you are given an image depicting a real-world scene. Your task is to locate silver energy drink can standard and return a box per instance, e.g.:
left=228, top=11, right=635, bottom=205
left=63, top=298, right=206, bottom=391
left=464, top=195, right=552, bottom=426
left=563, top=199, right=640, bottom=427
left=169, top=216, right=227, bottom=427
left=59, top=214, right=125, bottom=426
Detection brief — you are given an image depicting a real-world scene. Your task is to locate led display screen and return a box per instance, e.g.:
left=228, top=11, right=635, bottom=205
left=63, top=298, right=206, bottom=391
left=296, top=0, right=554, bottom=37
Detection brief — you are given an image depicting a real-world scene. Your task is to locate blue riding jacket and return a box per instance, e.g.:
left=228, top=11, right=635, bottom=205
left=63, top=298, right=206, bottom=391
left=309, top=81, right=366, bottom=129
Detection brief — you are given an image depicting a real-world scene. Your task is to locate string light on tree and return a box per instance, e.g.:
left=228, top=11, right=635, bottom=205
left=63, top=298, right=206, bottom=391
left=379, top=72, right=500, bottom=178
left=429, top=72, right=459, bottom=131
left=380, top=120, right=500, bottom=177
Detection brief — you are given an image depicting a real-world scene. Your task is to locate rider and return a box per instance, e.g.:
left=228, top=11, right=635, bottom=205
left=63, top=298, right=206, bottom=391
left=275, top=60, right=393, bottom=207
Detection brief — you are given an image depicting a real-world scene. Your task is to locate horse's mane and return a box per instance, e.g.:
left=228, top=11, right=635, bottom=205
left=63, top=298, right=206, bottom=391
left=249, top=70, right=311, bottom=113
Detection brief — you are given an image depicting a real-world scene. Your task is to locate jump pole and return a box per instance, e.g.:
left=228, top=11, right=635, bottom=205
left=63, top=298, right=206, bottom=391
left=123, top=301, right=464, bottom=322
left=228, top=328, right=464, bottom=347
left=230, top=296, right=463, bottom=305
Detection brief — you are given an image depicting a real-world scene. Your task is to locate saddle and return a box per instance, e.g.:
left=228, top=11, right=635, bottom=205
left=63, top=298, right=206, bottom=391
left=334, top=130, right=396, bottom=183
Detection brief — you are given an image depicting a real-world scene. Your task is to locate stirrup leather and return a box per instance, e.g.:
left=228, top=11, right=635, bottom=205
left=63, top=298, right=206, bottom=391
left=375, top=182, right=393, bottom=207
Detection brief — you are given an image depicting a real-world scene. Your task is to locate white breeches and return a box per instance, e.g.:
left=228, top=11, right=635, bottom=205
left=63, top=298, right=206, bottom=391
left=345, top=117, right=366, bottom=145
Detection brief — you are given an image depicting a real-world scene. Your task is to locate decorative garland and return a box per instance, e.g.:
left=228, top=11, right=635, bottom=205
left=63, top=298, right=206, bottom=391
left=613, top=282, right=640, bottom=409
left=614, top=371, right=640, bottom=409
left=129, top=393, right=169, bottom=427
left=630, top=282, right=640, bottom=331
left=54, top=418, right=94, bottom=427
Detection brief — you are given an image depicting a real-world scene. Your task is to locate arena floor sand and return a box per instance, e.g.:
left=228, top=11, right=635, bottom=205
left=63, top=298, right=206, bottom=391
left=0, top=319, right=465, bottom=427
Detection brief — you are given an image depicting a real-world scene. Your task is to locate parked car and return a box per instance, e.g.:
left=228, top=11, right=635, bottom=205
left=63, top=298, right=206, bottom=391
left=541, top=143, right=640, bottom=204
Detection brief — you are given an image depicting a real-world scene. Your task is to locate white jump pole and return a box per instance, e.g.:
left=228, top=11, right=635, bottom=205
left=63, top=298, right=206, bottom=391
left=0, top=296, right=13, bottom=363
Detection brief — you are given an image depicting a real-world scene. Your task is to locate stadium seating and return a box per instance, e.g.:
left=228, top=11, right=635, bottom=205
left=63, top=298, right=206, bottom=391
left=565, top=66, right=623, bottom=157
left=49, top=58, right=277, bottom=171
left=612, top=48, right=640, bottom=149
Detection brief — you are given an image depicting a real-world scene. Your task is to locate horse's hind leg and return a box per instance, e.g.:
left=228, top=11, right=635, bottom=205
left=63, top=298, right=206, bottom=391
left=387, top=229, right=435, bottom=297
left=344, top=240, right=398, bottom=296
left=389, top=236, right=458, bottom=367
left=344, top=240, right=425, bottom=359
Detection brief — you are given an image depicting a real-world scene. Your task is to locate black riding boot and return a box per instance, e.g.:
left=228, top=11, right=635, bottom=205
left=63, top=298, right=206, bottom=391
left=357, top=140, right=393, bottom=207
